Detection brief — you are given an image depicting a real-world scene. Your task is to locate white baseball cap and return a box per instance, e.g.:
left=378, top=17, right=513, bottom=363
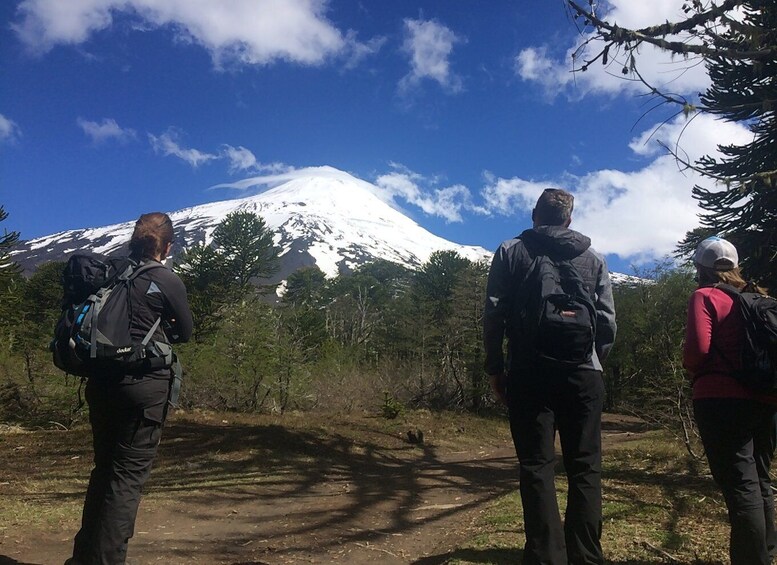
left=693, top=236, right=739, bottom=271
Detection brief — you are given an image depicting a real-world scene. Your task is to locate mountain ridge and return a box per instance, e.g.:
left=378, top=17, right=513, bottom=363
left=11, top=167, right=492, bottom=283
left=11, top=166, right=640, bottom=287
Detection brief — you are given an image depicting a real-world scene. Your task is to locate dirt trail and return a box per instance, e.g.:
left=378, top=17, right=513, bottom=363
left=0, top=412, right=646, bottom=565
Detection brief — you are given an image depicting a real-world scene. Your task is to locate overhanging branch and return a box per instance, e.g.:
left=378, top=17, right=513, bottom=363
left=568, top=0, right=776, bottom=61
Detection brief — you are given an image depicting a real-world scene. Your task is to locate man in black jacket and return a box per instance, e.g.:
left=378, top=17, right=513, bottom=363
left=483, top=188, right=616, bottom=565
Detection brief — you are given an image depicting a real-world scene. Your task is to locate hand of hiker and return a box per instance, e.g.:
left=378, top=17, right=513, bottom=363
left=489, top=373, right=508, bottom=406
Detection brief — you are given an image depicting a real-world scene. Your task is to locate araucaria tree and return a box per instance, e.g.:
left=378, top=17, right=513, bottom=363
left=569, top=0, right=777, bottom=287
left=0, top=206, right=22, bottom=337
left=0, top=206, right=20, bottom=285
left=175, top=211, right=280, bottom=336
left=211, top=211, right=280, bottom=289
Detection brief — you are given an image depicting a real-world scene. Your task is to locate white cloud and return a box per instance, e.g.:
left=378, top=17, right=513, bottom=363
left=375, top=164, right=479, bottom=223
left=147, top=132, right=291, bottom=172
left=516, top=0, right=709, bottom=98
left=177, top=115, right=751, bottom=265
left=212, top=164, right=478, bottom=223
left=222, top=145, right=258, bottom=173
left=213, top=166, right=406, bottom=200
left=514, top=47, right=560, bottom=87
left=77, top=117, right=136, bottom=144
left=12, top=0, right=376, bottom=68
left=220, top=144, right=289, bottom=174
left=480, top=173, right=549, bottom=214
left=479, top=114, right=753, bottom=261
left=0, top=113, right=22, bottom=143
left=148, top=130, right=217, bottom=168
left=399, top=18, right=463, bottom=94
left=342, top=31, right=387, bottom=70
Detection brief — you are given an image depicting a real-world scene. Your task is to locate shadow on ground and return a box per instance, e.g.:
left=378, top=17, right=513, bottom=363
left=412, top=547, right=523, bottom=564
left=2, top=413, right=519, bottom=562
left=146, top=417, right=520, bottom=558
left=1, top=413, right=725, bottom=564
left=413, top=549, right=720, bottom=565
left=0, top=557, right=40, bottom=565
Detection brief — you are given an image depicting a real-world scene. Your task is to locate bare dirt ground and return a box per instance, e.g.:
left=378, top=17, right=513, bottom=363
left=0, top=411, right=648, bottom=565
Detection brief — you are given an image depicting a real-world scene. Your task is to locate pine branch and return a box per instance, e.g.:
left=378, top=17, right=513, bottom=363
left=657, top=140, right=777, bottom=187
left=632, top=65, right=701, bottom=109
left=568, top=0, right=776, bottom=62
left=635, top=0, right=744, bottom=38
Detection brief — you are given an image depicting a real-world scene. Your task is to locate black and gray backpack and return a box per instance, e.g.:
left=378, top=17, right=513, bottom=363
left=51, top=254, right=174, bottom=377
left=714, top=283, right=777, bottom=393
left=516, top=255, right=597, bottom=366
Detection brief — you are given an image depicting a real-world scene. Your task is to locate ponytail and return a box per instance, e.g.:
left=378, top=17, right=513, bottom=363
left=129, top=212, right=174, bottom=260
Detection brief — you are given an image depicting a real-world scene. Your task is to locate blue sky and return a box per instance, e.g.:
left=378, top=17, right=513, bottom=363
left=0, top=1, right=749, bottom=275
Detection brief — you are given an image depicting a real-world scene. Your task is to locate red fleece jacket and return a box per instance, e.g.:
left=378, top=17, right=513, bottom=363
left=683, top=286, right=764, bottom=400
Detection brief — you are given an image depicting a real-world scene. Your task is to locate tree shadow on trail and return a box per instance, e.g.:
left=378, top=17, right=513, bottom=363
left=3, top=414, right=720, bottom=564
left=414, top=549, right=715, bottom=565
left=0, top=556, right=41, bottom=565
left=141, top=416, right=520, bottom=561
left=412, top=547, right=523, bottom=564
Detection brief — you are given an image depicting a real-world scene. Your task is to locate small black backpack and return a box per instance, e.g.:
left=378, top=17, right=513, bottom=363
left=51, top=254, right=173, bottom=377
left=714, top=283, right=777, bottom=393
left=516, top=255, right=597, bottom=366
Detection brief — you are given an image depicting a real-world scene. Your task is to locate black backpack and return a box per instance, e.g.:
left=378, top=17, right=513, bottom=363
left=51, top=254, right=174, bottom=377
left=713, top=283, right=777, bottom=392
left=516, top=255, right=597, bottom=366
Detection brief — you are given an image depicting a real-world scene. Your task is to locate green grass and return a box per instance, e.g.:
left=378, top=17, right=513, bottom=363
left=0, top=411, right=733, bottom=564
left=449, top=429, right=730, bottom=565
left=4, top=496, right=84, bottom=530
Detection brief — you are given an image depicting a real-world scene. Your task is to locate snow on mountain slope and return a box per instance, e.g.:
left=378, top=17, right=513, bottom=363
left=12, top=167, right=492, bottom=281
left=12, top=166, right=642, bottom=287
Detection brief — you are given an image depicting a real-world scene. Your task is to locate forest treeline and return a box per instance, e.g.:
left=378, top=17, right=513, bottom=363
left=0, top=209, right=698, bottom=448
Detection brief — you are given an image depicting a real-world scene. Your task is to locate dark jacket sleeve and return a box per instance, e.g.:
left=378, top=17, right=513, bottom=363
left=153, top=268, right=193, bottom=344
left=592, top=253, right=617, bottom=361
left=483, top=244, right=511, bottom=376
left=165, top=271, right=194, bottom=343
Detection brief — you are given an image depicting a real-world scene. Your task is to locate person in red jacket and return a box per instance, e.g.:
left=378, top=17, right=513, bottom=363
left=683, top=236, right=776, bottom=565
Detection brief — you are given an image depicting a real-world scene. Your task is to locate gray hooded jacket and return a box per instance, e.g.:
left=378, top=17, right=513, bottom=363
left=483, top=225, right=617, bottom=375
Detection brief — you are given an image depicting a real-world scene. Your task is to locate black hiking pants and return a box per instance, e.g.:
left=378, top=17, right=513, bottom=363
left=507, top=367, right=604, bottom=565
left=694, top=397, right=777, bottom=565
left=71, top=375, right=170, bottom=565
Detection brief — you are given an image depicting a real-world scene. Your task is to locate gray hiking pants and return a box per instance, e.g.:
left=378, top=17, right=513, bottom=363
left=694, top=397, right=777, bottom=565
left=71, top=375, right=169, bottom=565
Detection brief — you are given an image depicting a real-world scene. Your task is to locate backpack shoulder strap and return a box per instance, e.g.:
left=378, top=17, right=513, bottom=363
left=117, top=260, right=165, bottom=282
left=706, top=283, right=744, bottom=370
left=557, top=258, right=582, bottom=279
left=713, top=282, right=742, bottom=297
left=506, top=253, right=548, bottom=319
left=553, top=257, right=593, bottom=302
left=524, top=252, right=549, bottom=279
left=126, top=261, right=167, bottom=345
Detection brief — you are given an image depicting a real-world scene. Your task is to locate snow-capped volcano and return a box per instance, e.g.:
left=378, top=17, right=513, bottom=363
left=12, top=166, right=492, bottom=281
